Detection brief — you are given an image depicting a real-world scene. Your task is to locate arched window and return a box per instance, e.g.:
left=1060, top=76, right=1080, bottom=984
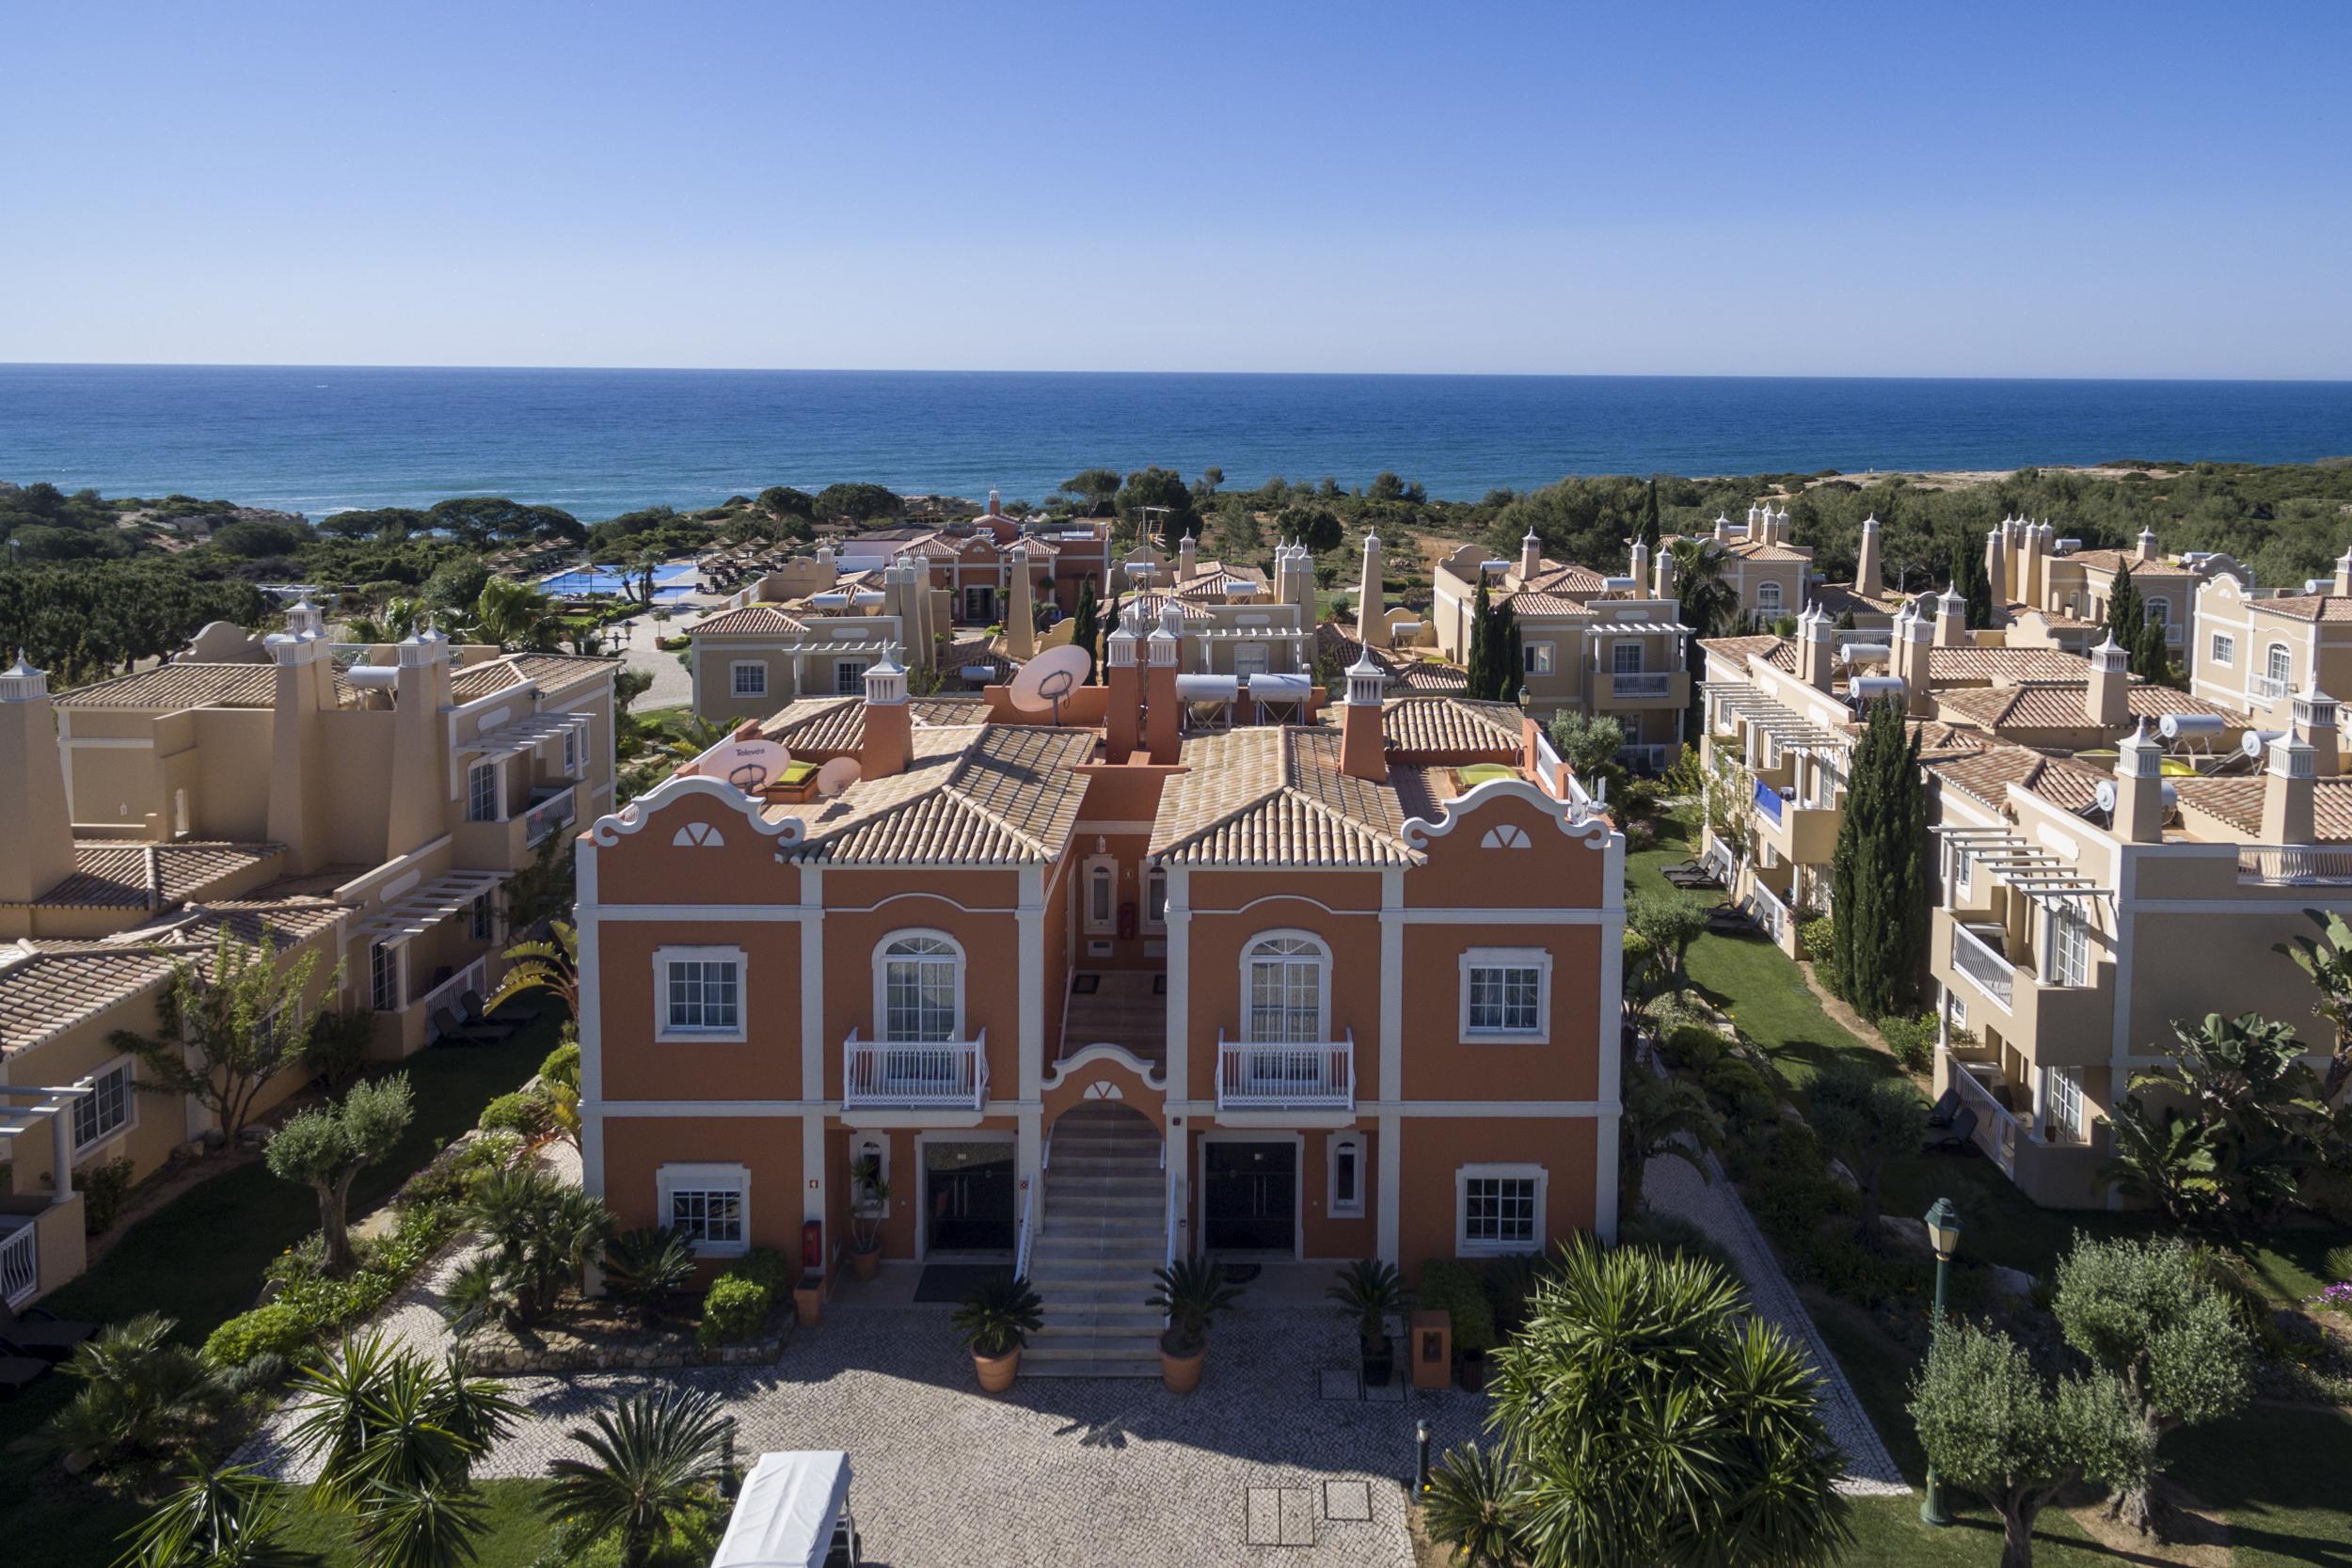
left=878, top=932, right=962, bottom=1041
left=1085, top=859, right=1116, bottom=934
left=1327, top=1132, right=1365, bottom=1217
left=1243, top=932, right=1328, bottom=1043
left=1755, top=581, right=1782, bottom=611
left=2268, top=643, right=2293, bottom=687
left=2145, top=596, right=2169, bottom=626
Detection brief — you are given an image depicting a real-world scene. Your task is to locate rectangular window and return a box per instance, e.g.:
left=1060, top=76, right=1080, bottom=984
left=562, top=729, right=579, bottom=776
left=73, top=1059, right=135, bottom=1154
left=669, top=1186, right=745, bottom=1247
left=2048, top=904, right=2090, bottom=989
left=2209, top=632, right=2233, bottom=667
left=665, top=959, right=741, bottom=1034
left=469, top=894, right=495, bottom=942
left=1612, top=641, right=1644, bottom=674
left=1466, top=964, right=1542, bottom=1034
left=1522, top=642, right=1555, bottom=676
left=1952, top=847, right=1972, bottom=896
left=370, top=942, right=399, bottom=1011
left=466, top=760, right=498, bottom=823
left=2042, top=1065, right=2085, bottom=1144
left=835, top=660, right=868, bottom=695
left=1234, top=642, right=1271, bottom=680
left=1459, top=1165, right=1543, bottom=1254
left=1328, top=1134, right=1363, bottom=1217
left=731, top=662, right=767, bottom=698
left=1145, top=868, right=1168, bottom=929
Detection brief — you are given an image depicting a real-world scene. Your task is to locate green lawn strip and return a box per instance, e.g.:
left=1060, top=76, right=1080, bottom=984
left=1844, top=1494, right=2114, bottom=1566
left=2166, top=1405, right=2352, bottom=1568
left=278, top=1478, right=555, bottom=1567
left=0, top=1019, right=558, bottom=1564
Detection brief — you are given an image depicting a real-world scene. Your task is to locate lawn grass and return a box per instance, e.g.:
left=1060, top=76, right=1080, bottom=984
left=0, top=1018, right=560, bottom=1568
left=278, top=1478, right=555, bottom=1567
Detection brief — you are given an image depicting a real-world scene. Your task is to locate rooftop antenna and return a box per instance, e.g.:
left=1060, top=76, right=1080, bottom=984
left=1007, top=644, right=1090, bottom=725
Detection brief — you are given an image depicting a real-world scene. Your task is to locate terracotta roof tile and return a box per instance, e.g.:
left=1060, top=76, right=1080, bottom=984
left=1315, top=625, right=1466, bottom=692
left=765, top=724, right=1096, bottom=864
left=449, top=663, right=525, bottom=702
left=2249, top=594, right=2352, bottom=624
left=1926, top=647, right=2094, bottom=683
left=1926, top=745, right=2108, bottom=815
left=1380, top=697, right=1523, bottom=758
left=1934, top=682, right=2235, bottom=735
left=1523, top=561, right=1608, bottom=595
left=56, top=664, right=315, bottom=710
left=1504, top=590, right=1598, bottom=617
left=1700, top=635, right=1797, bottom=674
left=1150, top=727, right=1416, bottom=867
left=2060, top=549, right=2201, bottom=578
left=2172, top=777, right=2352, bottom=843
left=32, top=842, right=281, bottom=911
left=501, top=654, right=618, bottom=692
left=690, top=605, right=814, bottom=637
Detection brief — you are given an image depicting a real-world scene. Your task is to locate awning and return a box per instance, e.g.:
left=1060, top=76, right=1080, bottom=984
left=713, top=1451, right=852, bottom=1568
left=457, top=708, right=593, bottom=761
left=358, top=870, right=511, bottom=944
left=1934, top=826, right=2111, bottom=907
left=1702, top=683, right=1850, bottom=752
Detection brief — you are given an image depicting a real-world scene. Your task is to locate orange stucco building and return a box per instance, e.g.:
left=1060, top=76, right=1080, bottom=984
left=577, top=601, right=1625, bottom=1373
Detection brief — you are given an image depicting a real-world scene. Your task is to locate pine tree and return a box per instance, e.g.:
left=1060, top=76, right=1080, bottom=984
left=1827, top=698, right=1928, bottom=1015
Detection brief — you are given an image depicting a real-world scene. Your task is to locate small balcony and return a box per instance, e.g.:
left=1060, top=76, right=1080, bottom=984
left=455, top=782, right=580, bottom=870
left=1597, top=669, right=1689, bottom=709
left=2238, top=846, right=2352, bottom=886
left=2253, top=673, right=2296, bottom=703
left=1750, top=773, right=1839, bottom=867
left=523, top=784, right=578, bottom=847
left=1950, top=921, right=2014, bottom=1010
left=1931, top=909, right=2112, bottom=1069
left=1216, top=1033, right=1355, bottom=1114
left=0, top=1218, right=36, bottom=1310
left=843, top=1031, right=989, bottom=1112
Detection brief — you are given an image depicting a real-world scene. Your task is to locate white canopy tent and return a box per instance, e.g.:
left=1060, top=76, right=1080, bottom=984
left=713, top=1451, right=855, bottom=1568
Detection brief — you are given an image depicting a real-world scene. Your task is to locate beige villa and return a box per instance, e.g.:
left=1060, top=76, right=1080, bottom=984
left=0, top=604, right=617, bottom=1307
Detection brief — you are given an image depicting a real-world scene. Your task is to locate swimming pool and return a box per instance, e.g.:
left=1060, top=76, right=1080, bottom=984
left=541, top=562, right=701, bottom=597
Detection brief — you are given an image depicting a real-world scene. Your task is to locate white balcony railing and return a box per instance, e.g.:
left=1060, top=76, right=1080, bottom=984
left=1950, top=1064, right=2030, bottom=1179
left=1950, top=923, right=2014, bottom=1010
left=2238, top=846, right=2352, bottom=885
left=843, top=1031, right=989, bottom=1111
left=1216, top=1032, right=1355, bottom=1111
left=2253, top=673, right=2296, bottom=702
left=0, top=1220, right=37, bottom=1310
left=1612, top=672, right=1674, bottom=698
left=419, top=956, right=490, bottom=1034
left=1742, top=879, right=1791, bottom=942
left=523, top=784, right=578, bottom=847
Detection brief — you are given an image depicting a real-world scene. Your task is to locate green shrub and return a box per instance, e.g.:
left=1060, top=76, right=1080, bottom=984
left=539, top=1037, right=581, bottom=1091
left=1702, top=1056, right=1774, bottom=1124
left=478, top=1089, right=551, bottom=1136
left=81, top=1155, right=136, bottom=1235
left=697, top=1275, right=772, bottom=1347
left=725, top=1247, right=792, bottom=1293
left=1645, top=993, right=1708, bottom=1039
left=2324, top=1243, right=2352, bottom=1286
left=1624, top=822, right=1657, bottom=853
left=1658, top=1022, right=1726, bottom=1073
left=1747, top=1162, right=1842, bottom=1250
left=1798, top=916, right=1836, bottom=967
left=1417, top=1260, right=1499, bottom=1355
left=1875, top=1014, right=1937, bottom=1074
left=1794, top=1233, right=1927, bottom=1305
left=202, top=1303, right=314, bottom=1367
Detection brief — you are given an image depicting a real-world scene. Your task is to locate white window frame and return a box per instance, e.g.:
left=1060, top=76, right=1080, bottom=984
left=2046, top=904, right=2090, bottom=990
left=1083, top=855, right=1117, bottom=935
left=562, top=727, right=579, bottom=777
left=1456, top=1163, right=1546, bottom=1257
left=72, top=1054, right=137, bottom=1157
left=1755, top=580, right=1783, bottom=612
left=1951, top=845, right=1973, bottom=898
left=2268, top=642, right=2293, bottom=686
left=1457, top=947, right=1550, bottom=1043
left=1944, top=991, right=1968, bottom=1033
left=730, top=660, right=768, bottom=699
left=1327, top=1131, right=1365, bottom=1218
left=1233, top=641, right=1271, bottom=681
left=469, top=892, right=496, bottom=942
left=2041, top=1065, right=2086, bottom=1144
left=2145, top=596, right=2169, bottom=626
left=1240, top=929, right=1330, bottom=1044
left=657, top=1162, right=750, bottom=1257
left=1143, top=866, right=1168, bottom=931
left=1611, top=640, right=1644, bottom=674
left=1522, top=641, right=1555, bottom=676
left=834, top=659, right=869, bottom=695
left=369, top=941, right=401, bottom=1012
left=654, top=944, right=747, bottom=1042
left=874, top=929, right=965, bottom=1043
left=2209, top=631, right=2234, bottom=667
left=466, top=759, right=499, bottom=823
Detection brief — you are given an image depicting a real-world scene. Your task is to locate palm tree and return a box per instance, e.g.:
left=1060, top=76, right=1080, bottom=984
left=52, top=1312, right=222, bottom=1472
left=482, top=921, right=579, bottom=1022
left=1615, top=1070, right=1723, bottom=1216
left=116, top=1465, right=307, bottom=1568
left=345, top=596, right=429, bottom=645
left=1481, top=1238, right=1852, bottom=1568
left=468, top=578, right=562, bottom=652
left=1422, top=1442, right=1524, bottom=1568
left=603, top=1227, right=699, bottom=1327
left=540, top=1386, right=731, bottom=1568
left=288, top=1334, right=518, bottom=1533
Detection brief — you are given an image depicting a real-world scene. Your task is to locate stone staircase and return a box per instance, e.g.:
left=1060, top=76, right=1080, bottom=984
left=1021, top=1103, right=1167, bottom=1378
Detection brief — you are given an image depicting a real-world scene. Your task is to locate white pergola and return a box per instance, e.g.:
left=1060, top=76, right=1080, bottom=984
left=0, top=1083, right=95, bottom=1201
left=1701, top=682, right=1851, bottom=756
left=357, top=870, right=511, bottom=946
left=1933, top=826, right=2111, bottom=907
left=456, top=708, right=594, bottom=762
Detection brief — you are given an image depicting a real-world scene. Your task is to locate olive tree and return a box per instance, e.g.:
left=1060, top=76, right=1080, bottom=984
left=1808, top=1059, right=1928, bottom=1244
left=264, top=1074, right=414, bottom=1275
left=2051, top=1236, right=2252, bottom=1537
left=111, top=926, right=338, bottom=1146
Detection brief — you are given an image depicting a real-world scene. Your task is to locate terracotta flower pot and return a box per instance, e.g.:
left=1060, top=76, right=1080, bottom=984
left=793, top=1281, right=824, bottom=1328
left=851, top=1245, right=881, bottom=1282
left=973, top=1346, right=1021, bottom=1392
left=1159, top=1343, right=1205, bottom=1393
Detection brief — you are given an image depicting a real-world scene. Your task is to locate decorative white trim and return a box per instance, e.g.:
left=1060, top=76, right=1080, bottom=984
left=1400, top=775, right=1613, bottom=851
left=1327, top=1129, right=1366, bottom=1217
left=1456, top=947, right=1551, bottom=1043
left=1239, top=928, right=1331, bottom=1043
left=1081, top=854, right=1118, bottom=934
left=590, top=773, right=804, bottom=848
left=1041, top=1042, right=1168, bottom=1092
left=653, top=944, right=748, bottom=1042
left=657, top=1162, right=750, bottom=1257
left=1455, top=1162, right=1547, bottom=1257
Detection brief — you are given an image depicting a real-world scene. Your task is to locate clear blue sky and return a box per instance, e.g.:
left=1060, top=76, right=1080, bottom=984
left=8, top=1, right=2348, bottom=378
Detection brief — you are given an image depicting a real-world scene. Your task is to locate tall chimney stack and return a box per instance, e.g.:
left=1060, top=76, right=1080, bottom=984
left=2297, top=690, right=2340, bottom=778
left=1356, top=531, right=1388, bottom=649
left=1340, top=649, right=1389, bottom=783
left=1145, top=604, right=1183, bottom=764
left=2263, top=724, right=2317, bottom=846
left=860, top=644, right=912, bottom=779
left=1854, top=515, right=1883, bottom=596
left=1104, top=600, right=1142, bottom=763
left=2085, top=632, right=2130, bottom=728
left=1896, top=602, right=1935, bottom=717
left=1519, top=530, right=1541, bottom=583
left=2113, top=720, right=2169, bottom=844
left=1006, top=546, right=1037, bottom=660
left=0, top=653, right=74, bottom=904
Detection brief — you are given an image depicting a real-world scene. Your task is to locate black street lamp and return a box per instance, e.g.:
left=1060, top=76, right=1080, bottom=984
left=1919, top=1196, right=1963, bottom=1528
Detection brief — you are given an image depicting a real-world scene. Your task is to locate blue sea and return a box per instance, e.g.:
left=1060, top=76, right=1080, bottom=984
left=4, top=364, right=2350, bottom=521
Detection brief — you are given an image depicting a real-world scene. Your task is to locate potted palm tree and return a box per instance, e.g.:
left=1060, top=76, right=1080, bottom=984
left=1144, top=1256, right=1242, bottom=1393
left=953, top=1274, right=1043, bottom=1392
left=848, top=1153, right=890, bottom=1282
left=1327, top=1259, right=1409, bottom=1387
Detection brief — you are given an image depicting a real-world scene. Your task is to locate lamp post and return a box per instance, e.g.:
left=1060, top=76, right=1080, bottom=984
left=1918, top=1196, right=1963, bottom=1528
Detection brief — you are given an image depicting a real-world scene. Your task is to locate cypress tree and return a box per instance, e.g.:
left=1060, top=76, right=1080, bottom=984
left=1949, top=533, right=1994, bottom=629
left=1469, top=578, right=1491, bottom=698
left=1070, top=574, right=1099, bottom=682
left=1636, top=478, right=1662, bottom=553
left=2106, top=562, right=2145, bottom=655
left=2133, top=613, right=2173, bottom=688
left=1827, top=698, right=1928, bottom=1015
left=1495, top=601, right=1523, bottom=700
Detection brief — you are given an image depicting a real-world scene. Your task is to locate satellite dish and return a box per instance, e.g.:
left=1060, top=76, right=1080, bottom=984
left=1008, top=644, right=1091, bottom=723
left=816, top=757, right=863, bottom=799
left=715, top=738, right=791, bottom=792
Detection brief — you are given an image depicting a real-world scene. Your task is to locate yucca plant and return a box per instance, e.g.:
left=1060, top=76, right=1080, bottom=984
left=540, top=1386, right=731, bottom=1568
left=1145, top=1256, right=1241, bottom=1358
left=52, top=1313, right=222, bottom=1472
left=1422, top=1443, right=1524, bottom=1568
left=603, top=1227, right=698, bottom=1328
left=114, top=1464, right=306, bottom=1568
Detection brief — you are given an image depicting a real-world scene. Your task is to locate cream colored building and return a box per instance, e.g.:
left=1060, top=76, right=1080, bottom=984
left=1985, top=515, right=2246, bottom=662
left=2190, top=549, right=2352, bottom=743
left=0, top=612, right=618, bottom=1307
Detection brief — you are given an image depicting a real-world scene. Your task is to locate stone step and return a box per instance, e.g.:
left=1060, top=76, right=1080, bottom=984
left=1021, top=1356, right=1164, bottom=1379
left=1022, top=1268, right=1160, bottom=1294
left=1022, top=1331, right=1166, bottom=1359
left=1033, top=1311, right=1164, bottom=1337
left=1040, top=1193, right=1163, bottom=1216
left=1029, top=1235, right=1163, bottom=1262
left=1046, top=1155, right=1161, bottom=1178
left=1041, top=1214, right=1162, bottom=1238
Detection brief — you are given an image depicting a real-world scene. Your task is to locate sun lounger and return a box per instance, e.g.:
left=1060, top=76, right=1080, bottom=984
left=459, top=990, right=522, bottom=1037
left=1926, top=1086, right=1960, bottom=1128
left=1926, top=1105, right=1978, bottom=1152
left=0, top=1306, right=97, bottom=1362
left=431, top=1006, right=503, bottom=1048
left=0, top=1350, right=51, bottom=1400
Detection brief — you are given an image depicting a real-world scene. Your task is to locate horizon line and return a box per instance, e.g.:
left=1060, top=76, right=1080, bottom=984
left=6, top=361, right=2352, bottom=387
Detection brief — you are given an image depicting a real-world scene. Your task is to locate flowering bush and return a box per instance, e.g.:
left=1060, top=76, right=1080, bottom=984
left=2312, top=1282, right=2352, bottom=1315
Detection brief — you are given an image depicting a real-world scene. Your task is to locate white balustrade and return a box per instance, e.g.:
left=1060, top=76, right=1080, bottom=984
left=2238, top=846, right=2352, bottom=886
left=1216, top=1033, right=1355, bottom=1111
left=843, top=1031, right=989, bottom=1110
left=1950, top=923, right=2015, bottom=1010
left=0, top=1220, right=36, bottom=1309
left=1950, top=1065, right=2028, bottom=1178
left=419, top=956, right=489, bottom=1032
left=1612, top=672, right=1674, bottom=698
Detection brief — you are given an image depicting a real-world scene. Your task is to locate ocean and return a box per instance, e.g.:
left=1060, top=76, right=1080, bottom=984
left=4, top=364, right=2349, bottom=521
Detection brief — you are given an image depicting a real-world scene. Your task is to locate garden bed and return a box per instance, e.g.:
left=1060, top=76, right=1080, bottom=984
left=459, top=1294, right=792, bottom=1373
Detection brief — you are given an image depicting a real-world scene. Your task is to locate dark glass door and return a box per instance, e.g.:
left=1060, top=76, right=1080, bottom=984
left=1203, top=1141, right=1296, bottom=1252
left=926, top=1142, right=1015, bottom=1252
